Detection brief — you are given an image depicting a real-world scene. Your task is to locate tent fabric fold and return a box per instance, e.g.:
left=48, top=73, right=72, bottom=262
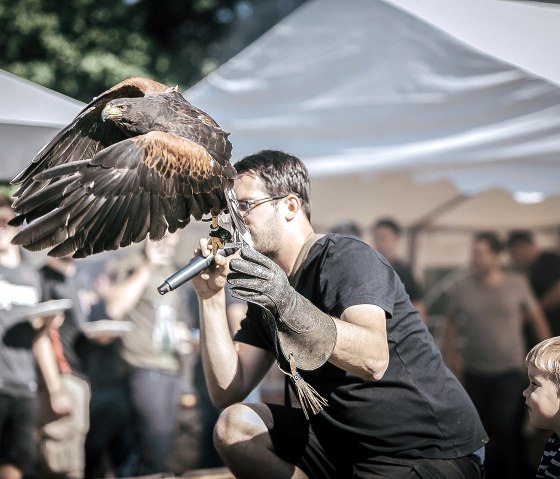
left=185, top=0, right=560, bottom=231
left=0, top=69, right=84, bottom=183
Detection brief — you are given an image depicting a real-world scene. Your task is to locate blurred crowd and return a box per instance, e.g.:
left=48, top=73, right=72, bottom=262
left=2, top=188, right=560, bottom=479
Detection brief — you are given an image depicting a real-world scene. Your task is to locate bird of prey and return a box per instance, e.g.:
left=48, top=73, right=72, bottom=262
left=9, top=77, right=251, bottom=258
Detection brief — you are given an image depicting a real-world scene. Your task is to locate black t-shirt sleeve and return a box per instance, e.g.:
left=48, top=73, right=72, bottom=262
left=317, top=236, right=398, bottom=319
left=233, top=303, right=274, bottom=351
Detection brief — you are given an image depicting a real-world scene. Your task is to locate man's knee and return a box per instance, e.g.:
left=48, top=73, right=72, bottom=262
left=213, top=403, right=269, bottom=453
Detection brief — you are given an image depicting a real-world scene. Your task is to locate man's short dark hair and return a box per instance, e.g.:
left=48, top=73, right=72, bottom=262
left=475, top=231, right=503, bottom=254
left=507, top=229, right=534, bottom=249
left=234, top=150, right=312, bottom=220
left=374, top=217, right=402, bottom=236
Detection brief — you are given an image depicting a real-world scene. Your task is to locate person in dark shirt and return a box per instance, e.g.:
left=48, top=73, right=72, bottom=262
left=371, top=217, right=426, bottom=320
left=507, top=230, right=560, bottom=338
left=190, top=150, right=487, bottom=478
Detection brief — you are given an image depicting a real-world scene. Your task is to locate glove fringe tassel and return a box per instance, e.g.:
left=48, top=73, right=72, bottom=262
left=286, top=354, right=328, bottom=420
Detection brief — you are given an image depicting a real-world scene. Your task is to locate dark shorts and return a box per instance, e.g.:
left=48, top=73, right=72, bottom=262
left=246, top=403, right=485, bottom=479
left=0, top=392, right=38, bottom=476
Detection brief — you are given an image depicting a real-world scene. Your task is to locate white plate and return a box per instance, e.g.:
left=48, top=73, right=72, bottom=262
left=4, top=299, right=73, bottom=321
left=82, top=320, right=134, bottom=338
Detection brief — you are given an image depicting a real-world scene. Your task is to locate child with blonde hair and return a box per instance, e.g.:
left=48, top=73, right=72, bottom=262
left=524, top=337, right=560, bottom=478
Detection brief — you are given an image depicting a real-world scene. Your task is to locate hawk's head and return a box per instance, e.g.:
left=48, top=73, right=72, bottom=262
left=101, top=94, right=175, bottom=136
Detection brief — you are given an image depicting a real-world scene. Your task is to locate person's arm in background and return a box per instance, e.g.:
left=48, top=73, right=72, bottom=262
left=519, top=274, right=551, bottom=342
left=442, top=314, right=462, bottom=380
left=32, top=314, right=73, bottom=416
left=525, top=302, right=551, bottom=342
left=106, top=239, right=177, bottom=320
left=439, top=284, right=462, bottom=379
left=540, top=279, right=560, bottom=313
left=413, top=300, right=427, bottom=323
left=104, top=260, right=152, bottom=321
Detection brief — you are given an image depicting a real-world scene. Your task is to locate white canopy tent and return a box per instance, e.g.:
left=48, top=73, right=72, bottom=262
left=0, top=69, right=84, bottom=183
left=184, top=0, right=560, bottom=273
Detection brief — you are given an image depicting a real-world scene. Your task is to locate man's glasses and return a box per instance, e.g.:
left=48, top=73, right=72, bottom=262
left=238, top=195, right=288, bottom=218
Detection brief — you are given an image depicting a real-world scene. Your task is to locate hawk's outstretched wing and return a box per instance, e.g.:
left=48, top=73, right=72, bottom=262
left=11, top=131, right=236, bottom=258
left=10, top=77, right=251, bottom=259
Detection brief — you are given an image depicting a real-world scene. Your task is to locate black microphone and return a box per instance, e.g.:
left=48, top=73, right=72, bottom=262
left=157, top=245, right=240, bottom=295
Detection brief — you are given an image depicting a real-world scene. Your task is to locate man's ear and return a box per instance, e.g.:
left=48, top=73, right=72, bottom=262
left=284, top=194, right=300, bottom=221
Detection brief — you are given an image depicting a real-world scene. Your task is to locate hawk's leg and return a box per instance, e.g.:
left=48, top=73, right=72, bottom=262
left=208, top=215, right=232, bottom=255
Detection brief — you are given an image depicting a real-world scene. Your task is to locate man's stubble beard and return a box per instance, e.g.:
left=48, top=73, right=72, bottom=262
left=250, top=213, right=283, bottom=261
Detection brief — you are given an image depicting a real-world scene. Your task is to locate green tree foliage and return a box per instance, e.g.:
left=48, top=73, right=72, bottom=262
left=0, top=0, right=306, bottom=102
left=1, top=0, right=155, bottom=101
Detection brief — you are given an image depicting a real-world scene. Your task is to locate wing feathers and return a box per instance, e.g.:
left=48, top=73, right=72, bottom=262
left=10, top=78, right=247, bottom=258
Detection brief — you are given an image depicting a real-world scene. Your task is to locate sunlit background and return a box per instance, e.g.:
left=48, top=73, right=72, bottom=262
left=2, top=0, right=560, bottom=320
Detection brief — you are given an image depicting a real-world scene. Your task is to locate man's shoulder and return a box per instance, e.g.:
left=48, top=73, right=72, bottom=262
left=310, top=233, right=392, bottom=281
left=318, top=233, right=383, bottom=260
left=319, top=232, right=369, bottom=247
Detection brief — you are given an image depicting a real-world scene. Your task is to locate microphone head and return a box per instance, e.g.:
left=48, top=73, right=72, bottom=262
left=157, top=282, right=172, bottom=295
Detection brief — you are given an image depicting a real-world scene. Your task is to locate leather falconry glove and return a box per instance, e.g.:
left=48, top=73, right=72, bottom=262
left=228, top=247, right=337, bottom=418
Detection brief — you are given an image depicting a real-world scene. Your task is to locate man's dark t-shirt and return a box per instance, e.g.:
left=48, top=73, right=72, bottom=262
left=234, top=234, right=487, bottom=461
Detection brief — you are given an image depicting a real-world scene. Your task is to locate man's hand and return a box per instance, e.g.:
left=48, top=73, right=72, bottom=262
left=31, top=312, right=64, bottom=335
left=49, top=387, right=73, bottom=417
left=228, top=248, right=336, bottom=371
left=191, top=237, right=235, bottom=300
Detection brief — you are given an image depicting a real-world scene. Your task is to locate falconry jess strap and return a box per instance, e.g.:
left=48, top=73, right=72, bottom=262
left=288, top=233, right=324, bottom=288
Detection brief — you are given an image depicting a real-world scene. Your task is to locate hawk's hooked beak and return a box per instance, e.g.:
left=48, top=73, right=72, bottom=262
left=101, top=104, right=123, bottom=122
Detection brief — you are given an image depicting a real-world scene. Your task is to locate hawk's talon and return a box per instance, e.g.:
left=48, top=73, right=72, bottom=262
left=208, top=236, right=224, bottom=256
left=210, top=215, right=220, bottom=231
left=208, top=222, right=233, bottom=256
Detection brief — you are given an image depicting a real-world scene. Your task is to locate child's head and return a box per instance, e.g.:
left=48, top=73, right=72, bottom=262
left=523, top=337, right=560, bottom=432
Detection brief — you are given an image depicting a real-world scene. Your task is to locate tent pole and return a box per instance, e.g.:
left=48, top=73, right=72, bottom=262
left=407, top=193, right=470, bottom=270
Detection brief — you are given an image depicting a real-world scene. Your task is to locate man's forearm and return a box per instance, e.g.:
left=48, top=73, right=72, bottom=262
left=330, top=318, right=389, bottom=381
left=199, top=291, right=246, bottom=407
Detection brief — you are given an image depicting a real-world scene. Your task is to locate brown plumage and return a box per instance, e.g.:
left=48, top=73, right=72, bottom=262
left=9, top=77, right=251, bottom=258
